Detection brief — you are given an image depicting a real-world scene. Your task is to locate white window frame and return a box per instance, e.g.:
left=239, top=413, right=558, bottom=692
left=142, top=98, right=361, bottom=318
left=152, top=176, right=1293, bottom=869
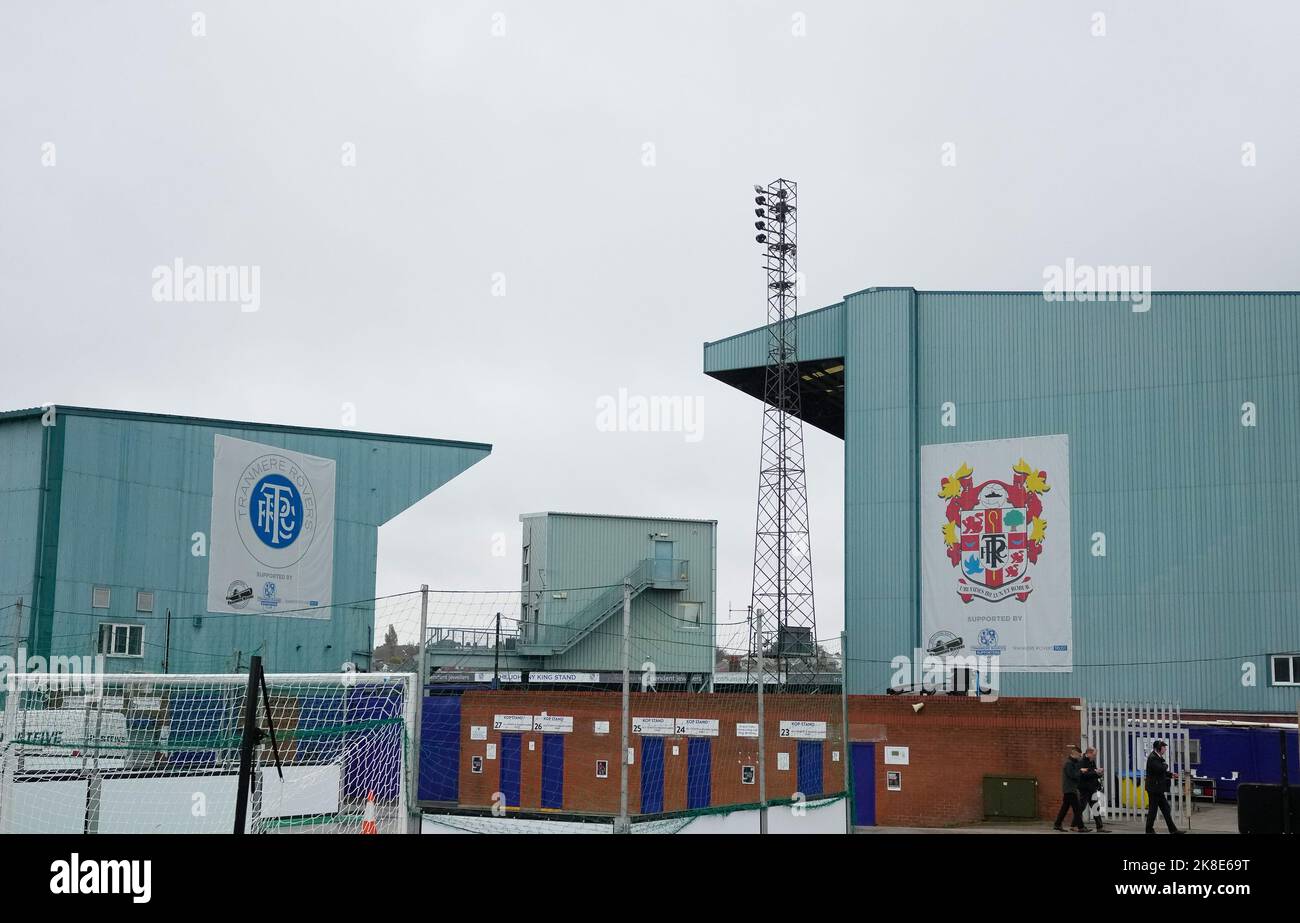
left=91, top=585, right=111, bottom=609
left=1271, top=653, right=1300, bottom=686
left=674, top=601, right=704, bottom=630
left=98, top=623, right=144, bottom=658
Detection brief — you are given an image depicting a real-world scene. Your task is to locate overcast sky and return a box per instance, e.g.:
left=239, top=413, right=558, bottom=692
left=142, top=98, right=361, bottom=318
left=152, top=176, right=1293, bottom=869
left=4, top=1, right=1299, bottom=648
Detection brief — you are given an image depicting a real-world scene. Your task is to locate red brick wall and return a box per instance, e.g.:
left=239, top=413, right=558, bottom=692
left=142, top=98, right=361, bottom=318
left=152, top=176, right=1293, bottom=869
left=849, top=696, right=1081, bottom=826
left=450, top=691, right=1081, bottom=827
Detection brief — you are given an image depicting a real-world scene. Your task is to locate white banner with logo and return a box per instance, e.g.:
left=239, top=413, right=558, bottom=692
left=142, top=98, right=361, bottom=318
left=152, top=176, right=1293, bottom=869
left=920, top=434, right=1072, bottom=671
left=207, top=435, right=336, bottom=618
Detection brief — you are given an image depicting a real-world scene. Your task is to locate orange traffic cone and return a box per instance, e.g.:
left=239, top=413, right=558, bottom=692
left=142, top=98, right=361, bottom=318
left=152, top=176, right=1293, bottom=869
left=360, top=790, right=378, bottom=834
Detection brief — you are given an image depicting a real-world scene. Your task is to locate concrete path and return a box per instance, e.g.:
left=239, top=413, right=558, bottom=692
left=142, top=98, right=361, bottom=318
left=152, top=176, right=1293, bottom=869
left=856, top=802, right=1238, bottom=834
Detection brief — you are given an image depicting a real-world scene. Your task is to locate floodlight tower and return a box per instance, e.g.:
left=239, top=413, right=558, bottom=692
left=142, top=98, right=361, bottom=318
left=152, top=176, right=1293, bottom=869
left=749, top=178, right=817, bottom=687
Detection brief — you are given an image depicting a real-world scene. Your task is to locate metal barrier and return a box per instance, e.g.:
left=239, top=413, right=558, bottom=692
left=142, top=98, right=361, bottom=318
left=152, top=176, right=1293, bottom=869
left=1084, top=702, right=1190, bottom=828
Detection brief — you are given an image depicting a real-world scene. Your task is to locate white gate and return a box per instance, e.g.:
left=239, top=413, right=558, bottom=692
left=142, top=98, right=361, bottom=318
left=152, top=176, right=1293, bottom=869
left=1084, top=702, right=1190, bottom=829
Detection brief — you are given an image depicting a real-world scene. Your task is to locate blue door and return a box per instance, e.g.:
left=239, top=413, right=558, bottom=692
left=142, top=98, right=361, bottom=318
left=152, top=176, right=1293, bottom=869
left=687, top=738, right=712, bottom=810
left=640, top=737, right=665, bottom=814
left=541, top=734, right=564, bottom=810
left=654, top=540, right=673, bottom=583
left=419, top=694, right=461, bottom=802
left=851, top=742, right=876, bottom=826
left=499, top=733, right=522, bottom=808
left=797, top=740, right=823, bottom=798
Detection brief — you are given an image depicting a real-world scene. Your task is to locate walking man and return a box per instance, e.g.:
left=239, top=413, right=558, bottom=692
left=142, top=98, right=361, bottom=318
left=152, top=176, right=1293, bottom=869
left=1053, top=745, right=1088, bottom=832
left=1078, top=746, right=1107, bottom=832
left=1144, top=740, right=1184, bottom=835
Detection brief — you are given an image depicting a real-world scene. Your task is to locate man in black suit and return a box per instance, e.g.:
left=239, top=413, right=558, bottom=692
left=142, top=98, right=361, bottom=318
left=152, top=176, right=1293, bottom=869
left=1078, top=746, right=1107, bottom=832
left=1144, top=740, right=1184, bottom=834
left=1053, top=746, right=1088, bottom=832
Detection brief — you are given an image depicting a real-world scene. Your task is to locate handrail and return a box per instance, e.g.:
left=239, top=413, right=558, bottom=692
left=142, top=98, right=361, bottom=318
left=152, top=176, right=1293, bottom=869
left=533, top=558, right=689, bottom=653
left=426, top=559, right=690, bottom=657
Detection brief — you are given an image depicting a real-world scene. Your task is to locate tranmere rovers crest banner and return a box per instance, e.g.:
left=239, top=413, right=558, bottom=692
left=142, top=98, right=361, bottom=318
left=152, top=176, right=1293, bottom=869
left=920, top=434, right=1072, bottom=672
left=207, top=435, right=337, bottom=618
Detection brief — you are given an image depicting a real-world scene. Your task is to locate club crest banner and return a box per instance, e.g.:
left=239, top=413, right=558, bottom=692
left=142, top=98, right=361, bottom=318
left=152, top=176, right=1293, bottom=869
left=920, top=434, right=1072, bottom=671
left=206, top=435, right=336, bottom=618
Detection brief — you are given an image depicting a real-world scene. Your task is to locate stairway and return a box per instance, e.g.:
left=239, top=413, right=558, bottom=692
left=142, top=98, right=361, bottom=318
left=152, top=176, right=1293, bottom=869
left=518, top=557, right=688, bottom=656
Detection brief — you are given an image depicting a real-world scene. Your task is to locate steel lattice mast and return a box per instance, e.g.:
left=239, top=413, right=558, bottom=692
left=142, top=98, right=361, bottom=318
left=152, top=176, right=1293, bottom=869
left=749, top=178, right=817, bottom=686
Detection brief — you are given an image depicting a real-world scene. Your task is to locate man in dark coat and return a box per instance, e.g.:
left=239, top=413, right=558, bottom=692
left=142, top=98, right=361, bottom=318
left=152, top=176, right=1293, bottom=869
left=1053, top=746, right=1088, bottom=832
left=1144, top=740, right=1184, bottom=834
left=1078, top=746, right=1107, bottom=832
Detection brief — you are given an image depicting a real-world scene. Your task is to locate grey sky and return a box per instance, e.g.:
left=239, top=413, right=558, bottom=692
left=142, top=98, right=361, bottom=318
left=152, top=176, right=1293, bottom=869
left=4, top=1, right=1299, bottom=649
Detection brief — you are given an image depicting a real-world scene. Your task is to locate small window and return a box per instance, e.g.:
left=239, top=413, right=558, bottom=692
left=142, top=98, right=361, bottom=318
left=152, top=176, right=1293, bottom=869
left=98, top=623, right=144, bottom=657
left=92, top=586, right=111, bottom=609
left=521, top=545, right=530, bottom=583
left=136, top=590, right=155, bottom=613
left=675, top=602, right=703, bottom=628
left=1272, top=654, right=1299, bottom=686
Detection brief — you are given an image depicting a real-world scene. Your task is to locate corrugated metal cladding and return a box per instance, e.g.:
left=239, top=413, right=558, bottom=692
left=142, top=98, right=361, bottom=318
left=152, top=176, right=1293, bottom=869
left=0, top=407, right=490, bottom=674
left=519, top=512, right=717, bottom=674
left=703, top=301, right=845, bottom=373
left=705, top=288, right=1300, bottom=713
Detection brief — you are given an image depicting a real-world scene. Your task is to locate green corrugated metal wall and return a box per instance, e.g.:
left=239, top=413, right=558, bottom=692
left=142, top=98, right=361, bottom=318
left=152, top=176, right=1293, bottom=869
left=521, top=513, right=717, bottom=674
left=703, top=301, right=846, bottom=373
left=706, top=288, right=1300, bottom=712
left=0, top=417, right=45, bottom=652
left=0, top=407, right=490, bottom=674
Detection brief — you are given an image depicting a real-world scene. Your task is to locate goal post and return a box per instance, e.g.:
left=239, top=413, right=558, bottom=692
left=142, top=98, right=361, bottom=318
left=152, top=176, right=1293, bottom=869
left=0, top=671, right=417, bottom=834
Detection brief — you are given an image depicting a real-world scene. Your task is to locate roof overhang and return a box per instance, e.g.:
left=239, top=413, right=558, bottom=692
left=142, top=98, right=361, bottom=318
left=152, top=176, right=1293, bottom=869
left=703, top=303, right=847, bottom=439
left=705, top=360, right=845, bottom=438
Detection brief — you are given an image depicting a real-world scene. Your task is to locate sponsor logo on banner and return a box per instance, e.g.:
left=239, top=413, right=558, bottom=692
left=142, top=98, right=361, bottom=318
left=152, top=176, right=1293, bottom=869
left=207, top=435, right=336, bottom=617
left=225, top=580, right=252, bottom=609
left=712, top=672, right=784, bottom=685
left=921, top=435, right=1073, bottom=672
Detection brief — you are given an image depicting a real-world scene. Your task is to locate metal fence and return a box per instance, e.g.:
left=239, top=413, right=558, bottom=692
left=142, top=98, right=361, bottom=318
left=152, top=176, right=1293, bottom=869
left=1084, top=702, right=1190, bottom=828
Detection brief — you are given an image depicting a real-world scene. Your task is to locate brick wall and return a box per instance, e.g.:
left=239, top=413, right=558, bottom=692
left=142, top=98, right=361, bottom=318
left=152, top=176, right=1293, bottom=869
left=447, top=691, right=1081, bottom=827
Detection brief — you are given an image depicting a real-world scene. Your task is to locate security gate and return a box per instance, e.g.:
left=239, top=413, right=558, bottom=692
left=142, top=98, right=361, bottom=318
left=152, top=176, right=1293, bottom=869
left=1084, top=702, right=1191, bottom=828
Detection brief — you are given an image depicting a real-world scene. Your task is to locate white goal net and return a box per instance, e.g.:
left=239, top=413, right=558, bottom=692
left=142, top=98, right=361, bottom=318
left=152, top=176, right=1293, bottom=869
left=0, top=672, right=416, bottom=834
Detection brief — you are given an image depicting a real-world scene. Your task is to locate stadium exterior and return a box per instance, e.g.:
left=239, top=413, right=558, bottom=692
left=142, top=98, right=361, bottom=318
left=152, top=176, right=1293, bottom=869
left=0, top=406, right=490, bottom=674
left=705, top=288, right=1300, bottom=716
left=425, top=512, right=717, bottom=684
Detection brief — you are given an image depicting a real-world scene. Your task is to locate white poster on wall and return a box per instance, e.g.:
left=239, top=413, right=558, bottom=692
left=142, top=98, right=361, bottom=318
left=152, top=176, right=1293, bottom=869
left=779, top=720, right=827, bottom=740
left=920, top=434, right=1072, bottom=671
left=207, top=435, right=337, bottom=617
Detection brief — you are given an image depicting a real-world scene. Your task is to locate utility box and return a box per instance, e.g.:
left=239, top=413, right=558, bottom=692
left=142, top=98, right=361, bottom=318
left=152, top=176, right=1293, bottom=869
left=983, top=776, right=1039, bottom=819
